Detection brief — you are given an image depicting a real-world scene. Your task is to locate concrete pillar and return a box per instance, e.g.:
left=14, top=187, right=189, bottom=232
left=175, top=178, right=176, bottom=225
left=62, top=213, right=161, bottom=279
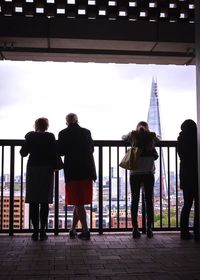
left=195, top=0, right=200, bottom=237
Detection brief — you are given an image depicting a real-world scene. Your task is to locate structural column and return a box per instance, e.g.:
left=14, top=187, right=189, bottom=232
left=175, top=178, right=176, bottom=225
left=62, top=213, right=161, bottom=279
left=195, top=0, right=200, bottom=237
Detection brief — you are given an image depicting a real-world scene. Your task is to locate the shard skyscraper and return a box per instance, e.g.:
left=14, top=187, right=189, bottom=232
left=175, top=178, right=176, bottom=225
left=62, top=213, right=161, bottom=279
left=147, top=77, right=161, bottom=138
left=147, top=78, right=167, bottom=197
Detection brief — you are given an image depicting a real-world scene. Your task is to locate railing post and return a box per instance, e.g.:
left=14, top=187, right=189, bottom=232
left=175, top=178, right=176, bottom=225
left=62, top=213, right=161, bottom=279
left=117, top=147, right=120, bottom=229
left=98, top=146, right=103, bottom=234
left=175, top=146, right=179, bottom=229
left=141, top=192, right=146, bottom=233
left=9, top=145, right=15, bottom=236
left=195, top=0, right=200, bottom=242
left=0, top=146, right=4, bottom=231
left=159, top=146, right=163, bottom=229
left=20, top=155, right=24, bottom=230
left=54, top=171, right=59, bottom=235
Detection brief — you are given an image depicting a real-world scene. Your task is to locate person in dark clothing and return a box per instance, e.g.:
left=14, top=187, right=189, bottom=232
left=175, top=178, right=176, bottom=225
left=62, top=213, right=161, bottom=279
left=122, top=121, right=159, bottom=238
left=58, top=113, right=96, bottom=240
left=177, top=119, right=199, bottom=240
left=20, top=117, right=57, bottom=241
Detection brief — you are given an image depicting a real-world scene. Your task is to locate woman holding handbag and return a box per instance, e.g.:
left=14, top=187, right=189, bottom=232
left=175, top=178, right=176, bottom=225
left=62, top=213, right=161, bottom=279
left=122, top=121, right=159, bottom=238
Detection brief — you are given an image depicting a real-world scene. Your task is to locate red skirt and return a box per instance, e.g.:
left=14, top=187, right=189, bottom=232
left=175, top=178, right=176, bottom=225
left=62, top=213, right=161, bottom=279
left=65, top=179, right=93, bottom=206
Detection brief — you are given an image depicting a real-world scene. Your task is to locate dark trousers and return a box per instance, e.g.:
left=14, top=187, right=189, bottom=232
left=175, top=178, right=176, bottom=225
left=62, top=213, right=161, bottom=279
left=130, top=174, right=154, bottom=229
left=29, top=203, right=49, bottom=232
left=180, top=187, right=199, bottom=235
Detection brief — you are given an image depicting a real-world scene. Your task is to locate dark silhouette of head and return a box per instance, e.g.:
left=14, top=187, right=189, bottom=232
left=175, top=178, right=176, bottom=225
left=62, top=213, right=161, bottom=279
left=136, top=121, right=150, bottom=132
left=34, top=117, right=49, bottom=132
left=66, top=113, right=78, bottom=126
left=181, top=119, right=197, bottom=133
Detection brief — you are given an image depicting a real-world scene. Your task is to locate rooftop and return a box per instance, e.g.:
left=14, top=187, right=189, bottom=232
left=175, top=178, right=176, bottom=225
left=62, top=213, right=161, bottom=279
left=0, top=232, right=200, bottom=280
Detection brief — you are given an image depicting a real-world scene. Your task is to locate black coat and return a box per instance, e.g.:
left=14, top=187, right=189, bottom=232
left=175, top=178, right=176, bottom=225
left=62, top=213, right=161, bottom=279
left=177, top=120, right=198, bottom=190
left=20, top=131, right=57, bottom=167
left=57, top=123, right=97, bottom=182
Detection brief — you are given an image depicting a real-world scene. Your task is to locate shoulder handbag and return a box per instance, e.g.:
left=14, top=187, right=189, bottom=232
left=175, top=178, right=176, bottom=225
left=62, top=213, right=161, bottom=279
left=119, top=147, right=142, bottom=170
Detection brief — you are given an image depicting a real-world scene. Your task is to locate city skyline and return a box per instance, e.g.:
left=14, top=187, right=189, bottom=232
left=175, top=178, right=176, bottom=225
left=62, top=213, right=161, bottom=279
left=0, top=60, right=197, bottom=141
left=0, top=76, right=183, bottom=231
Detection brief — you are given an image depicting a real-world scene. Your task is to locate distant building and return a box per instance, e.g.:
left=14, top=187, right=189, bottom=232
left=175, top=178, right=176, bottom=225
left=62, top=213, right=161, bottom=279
left=147, top=77, right=162, bottom=138
left=0, top=193, right=25, bottom=229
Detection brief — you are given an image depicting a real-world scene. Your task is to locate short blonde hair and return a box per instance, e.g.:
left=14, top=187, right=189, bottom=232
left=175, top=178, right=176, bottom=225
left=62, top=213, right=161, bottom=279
left=35, top=118, right=49, bottom=132
left=66, top=113, right=78, bottom=125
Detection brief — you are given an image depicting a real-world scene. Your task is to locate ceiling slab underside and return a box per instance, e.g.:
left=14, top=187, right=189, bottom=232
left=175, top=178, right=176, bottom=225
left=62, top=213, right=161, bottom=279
left=0, top=0, right=196, bottom=65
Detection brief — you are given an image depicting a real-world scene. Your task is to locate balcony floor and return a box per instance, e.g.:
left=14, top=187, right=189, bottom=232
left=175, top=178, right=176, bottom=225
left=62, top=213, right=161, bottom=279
left=0, top=232, right=200, bottom=280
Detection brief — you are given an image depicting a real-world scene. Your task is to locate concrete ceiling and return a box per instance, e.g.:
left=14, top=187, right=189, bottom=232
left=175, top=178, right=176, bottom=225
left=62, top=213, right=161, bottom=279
left=0, top=1, right=196, bottom=65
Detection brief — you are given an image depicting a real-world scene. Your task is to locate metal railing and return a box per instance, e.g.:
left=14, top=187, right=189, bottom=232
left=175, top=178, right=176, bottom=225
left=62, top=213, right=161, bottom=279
left=0, top=139, right=181, bottom=235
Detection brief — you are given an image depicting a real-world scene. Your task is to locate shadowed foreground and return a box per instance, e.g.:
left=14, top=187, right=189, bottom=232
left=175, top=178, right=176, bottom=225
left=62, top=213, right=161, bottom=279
left=0, top=232, right=200, bottom=280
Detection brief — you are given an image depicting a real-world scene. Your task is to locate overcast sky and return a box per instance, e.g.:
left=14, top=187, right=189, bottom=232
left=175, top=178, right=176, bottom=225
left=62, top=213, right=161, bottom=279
left=0, top=60, right=197, bottom=141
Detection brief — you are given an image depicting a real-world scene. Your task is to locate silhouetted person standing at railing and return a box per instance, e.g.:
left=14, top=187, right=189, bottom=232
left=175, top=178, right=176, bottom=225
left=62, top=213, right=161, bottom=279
left=20, top=118, right=57, bottom=241
left=122, top=121, right=159, bottom=238
left=57, top=113, right=96, bottom=240
left=177, top=119, right=199, bottom=240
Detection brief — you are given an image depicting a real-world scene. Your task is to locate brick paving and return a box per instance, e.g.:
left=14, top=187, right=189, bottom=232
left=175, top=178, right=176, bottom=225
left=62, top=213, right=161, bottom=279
left=0, top=232, right=200, bottom=280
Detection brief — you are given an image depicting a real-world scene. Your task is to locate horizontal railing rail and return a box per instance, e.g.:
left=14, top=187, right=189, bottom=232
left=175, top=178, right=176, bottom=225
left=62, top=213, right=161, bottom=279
left=0, top=139, right=182, bottom=236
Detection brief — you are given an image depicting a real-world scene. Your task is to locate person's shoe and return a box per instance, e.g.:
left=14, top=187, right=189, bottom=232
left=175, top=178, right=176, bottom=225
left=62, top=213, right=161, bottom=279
left=180, top=231, right=192, bottom=240
left=31, top=232, right=38, bottom=241
left=147, top=228, right=153, bottom=238
left=69, top=229, right=77, bottom=239
left=40, top=232, right=48, bottom=241
left=78, top=231, right=90, bottom=240
left=132, top=228, right=141, bottom=239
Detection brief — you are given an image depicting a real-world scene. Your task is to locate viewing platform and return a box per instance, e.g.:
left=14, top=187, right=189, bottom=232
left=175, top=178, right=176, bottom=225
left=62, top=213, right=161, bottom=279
left=1, top=139, right=200, bottom=279
left=0, top=232, right=200, bottom=280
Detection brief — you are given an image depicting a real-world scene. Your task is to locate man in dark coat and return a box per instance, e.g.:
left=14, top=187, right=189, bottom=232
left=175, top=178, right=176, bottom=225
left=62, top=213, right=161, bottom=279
left=57, top=113, right=96, bottom=240
left=177, top=119, right=199, bottom=240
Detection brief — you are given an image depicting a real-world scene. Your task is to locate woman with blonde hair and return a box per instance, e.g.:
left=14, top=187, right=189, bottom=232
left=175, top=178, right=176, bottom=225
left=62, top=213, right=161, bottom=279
left=122, top=121, right=159, bottom=238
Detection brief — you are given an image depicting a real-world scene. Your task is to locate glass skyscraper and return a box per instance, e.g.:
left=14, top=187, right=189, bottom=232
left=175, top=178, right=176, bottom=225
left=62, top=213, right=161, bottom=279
left=147, top=77, right=162, bottom=138
left=147, top=78, right=167, bottom=197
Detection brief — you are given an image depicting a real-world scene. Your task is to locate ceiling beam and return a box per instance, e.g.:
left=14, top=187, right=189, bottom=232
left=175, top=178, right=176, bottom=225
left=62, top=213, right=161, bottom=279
left=0, top=17, right=195, bottom=64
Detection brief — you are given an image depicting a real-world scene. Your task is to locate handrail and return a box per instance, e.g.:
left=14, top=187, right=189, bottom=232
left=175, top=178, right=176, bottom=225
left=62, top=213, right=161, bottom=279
left=0, top=139, right=182, bottom=235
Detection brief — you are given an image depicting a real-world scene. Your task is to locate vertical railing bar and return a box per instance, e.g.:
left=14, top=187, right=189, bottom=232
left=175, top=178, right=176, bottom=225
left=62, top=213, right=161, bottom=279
left=141, top=191, right=146, bottom=233
left=109, top=146, right=112, bottom=229
left=167, top=147, right=171, bottom=228
left=117, top=146, right=120, bottom=229
left=125, top=146, right=128, bottom=229
left=9, top=145, right=15, bottom=236
left=159, top=146, right=163, bottom=229
left=65, top=205, right=68, bottom=231
left=98, top=145, right=103, bottom=234
left=65, top=174, right=68, bottom=230
left=20, top=155, right=23, bottom=230
left=90, top=149, right=94, bottom=230
left=1, top=146, right=4, bottom=231
left=28, top=205, right=31, bottom=230
left=91, top=148, right=98, bottom=230
left=175, top=145, right=179, bottom=229
left=152, top=187, right=155, bottom=229
left=54, top=171, right=59, bottom=235
left=90, top=197, right=93, bottom=230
